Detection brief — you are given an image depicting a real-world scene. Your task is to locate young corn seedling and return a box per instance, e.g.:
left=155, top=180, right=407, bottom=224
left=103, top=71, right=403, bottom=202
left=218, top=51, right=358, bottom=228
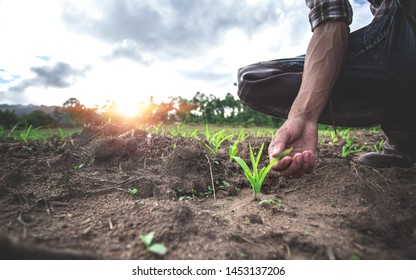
left=204, top=129, right=232, bottom=156
left=229, top=129, right=245, bottom=162
left=169, top=123, right=186, bottom=137
left=72, top=163, right=85, bottom=170
left=232, top=143, right=292, bottom=199
left=203, top=123, right=212, bottom=142
left=259, top=199, right=282, bottom=206
left=330, top=130, right=339, bottom=144
left=373, top=139, right=385, bottom=153
left=129, top=188, right=139, bottom=196
left=140, top=231, right=168, bottom=255
left=341, top=138, right=367, bottom=158
left=369, top=126, right=382, bottom=134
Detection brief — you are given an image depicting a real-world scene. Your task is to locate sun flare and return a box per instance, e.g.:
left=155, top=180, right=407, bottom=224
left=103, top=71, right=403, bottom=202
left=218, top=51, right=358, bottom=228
left=116, top=101, right=140, bottom=118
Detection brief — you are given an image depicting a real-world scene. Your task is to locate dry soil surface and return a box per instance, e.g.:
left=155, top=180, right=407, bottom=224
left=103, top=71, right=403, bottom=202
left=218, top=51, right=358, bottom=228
left=1, top=124, right=416, bottom=260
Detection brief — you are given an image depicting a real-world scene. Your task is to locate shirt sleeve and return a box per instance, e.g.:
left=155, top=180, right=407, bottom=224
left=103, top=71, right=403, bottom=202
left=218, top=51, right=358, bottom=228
left=305, top=0, right=353, bottom=31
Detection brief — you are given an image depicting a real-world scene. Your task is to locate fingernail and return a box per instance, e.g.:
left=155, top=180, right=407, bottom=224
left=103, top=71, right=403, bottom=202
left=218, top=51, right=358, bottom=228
left=273, top=147, right=280, bottom=154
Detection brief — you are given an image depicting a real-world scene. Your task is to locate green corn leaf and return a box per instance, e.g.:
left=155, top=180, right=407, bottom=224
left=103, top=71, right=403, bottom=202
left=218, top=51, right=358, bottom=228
left=140, top=232, right=155, bottom=247
left=256, top=143, right=264, bottom=168
left=204, top=143, right=215, bottom=155
left=244, top=170, right=256, bottom=189
left=232, top=156, right=256, bottom=189
left=147, top=243, right=168, bottom=255
left=276, top=147, right=293, bottom=160
left=249, top=143, right=257, bottom=176
left=232, top=156, right=251, bottom=176
left=258, top=157, right=280, bottom=187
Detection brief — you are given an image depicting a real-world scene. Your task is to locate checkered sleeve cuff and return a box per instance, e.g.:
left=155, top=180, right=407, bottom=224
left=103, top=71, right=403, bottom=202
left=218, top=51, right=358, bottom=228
left=307, top=0, right=353, bottom=31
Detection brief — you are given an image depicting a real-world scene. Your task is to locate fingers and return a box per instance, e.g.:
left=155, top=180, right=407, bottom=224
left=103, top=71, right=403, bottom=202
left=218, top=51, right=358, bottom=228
left=272, top=155, right=292, bottom=171
left=278, top=151, right=315, bottom=178
left=269, top=128, right=289, bottom=156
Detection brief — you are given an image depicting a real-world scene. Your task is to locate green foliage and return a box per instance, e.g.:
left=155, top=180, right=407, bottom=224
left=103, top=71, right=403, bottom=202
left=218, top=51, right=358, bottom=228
left=72, top=163, right=85, bottom=170
left=232, top=143, right=292, bottom=199
left=373, top=140, right=385, bottom=153
left=21, top=110, right=57, bottom=128
left=369, top=126, right=382, bottom=134
left=341, top=136, right=367, bottom=158
left=0, top=109, right=18, bottom=128
left=259, top=199, right=282, bottom=206
left=129, top=188, right=139, bottom=196
left=2, top=120, right=43, bottom=142
left=140, top=232, right=168, bottom=255
left=204, top=129, right=232, bottom=155
left=229, top=129, right=245, bottom=162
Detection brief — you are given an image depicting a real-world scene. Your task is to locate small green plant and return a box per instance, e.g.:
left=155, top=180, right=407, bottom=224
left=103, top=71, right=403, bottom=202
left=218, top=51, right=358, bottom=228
left=259, top=199, right=282, bottom=206
left=151, top=122, right=164, bottom=135
left=338, top=128, right=351, bottom=140
left=232, top=143, right=292, bottom=199
left=330, top=130, right=339, bottom=144
left=129, top=188, right=139, bottom=196
left=178, top=195, right=193, bottom=201
left=57, top=127, right=67, bottom=140
left=373, top=139, right=385, bottom=153
left=341, top=137, right=367, bottom=158
left=72, top=163, right=85, bottom=170
left=188, top=128, right=199, bottom=139
left=20, top=125, right=36, bottom=142
left=203, top=123, right=212, bottom=142
left=369, top=126, right=382, bottom=134
left=169, top=123, right=186, bottom=137
left=0, top=127, right=5, bottom=138
left=204, top=129, right=232, bottom=155
left=140, top=231, right=168, bottom=255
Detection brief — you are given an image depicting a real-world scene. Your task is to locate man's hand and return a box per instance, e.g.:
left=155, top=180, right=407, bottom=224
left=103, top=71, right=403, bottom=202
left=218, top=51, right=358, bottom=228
left=268, top=117, right=318, bottom=178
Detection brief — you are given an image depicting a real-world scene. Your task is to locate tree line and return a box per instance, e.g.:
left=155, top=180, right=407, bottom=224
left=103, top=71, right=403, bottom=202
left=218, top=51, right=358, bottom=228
left=0, top=92, right=283, bottom=128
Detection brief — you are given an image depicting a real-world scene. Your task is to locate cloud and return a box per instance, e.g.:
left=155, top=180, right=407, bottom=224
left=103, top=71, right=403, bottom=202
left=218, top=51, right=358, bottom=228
left=7, top=62, right=92, bottom=93
left=102, top=39, right=154, bottom=65
left=61, top=0, right=283, bottom=60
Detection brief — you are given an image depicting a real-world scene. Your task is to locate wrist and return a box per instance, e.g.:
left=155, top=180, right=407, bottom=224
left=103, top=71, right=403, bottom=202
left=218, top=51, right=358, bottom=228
left=286, top=113, right=318, bottom=128
left=288, top=99, right=323, bottom=123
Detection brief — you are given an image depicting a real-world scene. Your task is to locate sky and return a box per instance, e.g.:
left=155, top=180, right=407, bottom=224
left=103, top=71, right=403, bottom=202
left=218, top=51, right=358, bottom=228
left=0, top=0, right=373, bottom=109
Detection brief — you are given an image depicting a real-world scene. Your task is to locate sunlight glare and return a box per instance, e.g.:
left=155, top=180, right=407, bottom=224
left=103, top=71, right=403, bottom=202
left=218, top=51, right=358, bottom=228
left=116, top=101, right=140, bottom=118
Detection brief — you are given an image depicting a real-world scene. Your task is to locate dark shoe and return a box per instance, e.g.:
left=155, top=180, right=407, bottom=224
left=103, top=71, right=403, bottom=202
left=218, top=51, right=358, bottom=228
left=359, top=140, right=416, bottom=168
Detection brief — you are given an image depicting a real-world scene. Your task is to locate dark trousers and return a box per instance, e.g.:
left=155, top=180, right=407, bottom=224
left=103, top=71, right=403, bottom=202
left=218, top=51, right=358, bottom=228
left=237, top=0, right=416, bottom=151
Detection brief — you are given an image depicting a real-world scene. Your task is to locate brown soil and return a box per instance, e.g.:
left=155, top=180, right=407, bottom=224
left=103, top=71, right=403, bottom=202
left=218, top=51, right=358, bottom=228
left=1, top=124, right=415, bottom=260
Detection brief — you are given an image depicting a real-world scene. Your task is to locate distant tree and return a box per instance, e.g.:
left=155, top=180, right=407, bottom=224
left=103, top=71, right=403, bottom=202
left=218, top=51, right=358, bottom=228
left=190, top=92, right=219, bottom=122
left=63, top=97, right=83, bottom=109
left=56, top=97, right=102, bottom=127
left=21, top=110, right=57, bottom=128
left=0, top=109, right=18, bottom=128
left=221, top=93, right=243, bottom=119
left=171, top=97, right=198, bottom=123
left=152, top=98, right=175, bottom=123
left=186, top=91, right=283, bottom=126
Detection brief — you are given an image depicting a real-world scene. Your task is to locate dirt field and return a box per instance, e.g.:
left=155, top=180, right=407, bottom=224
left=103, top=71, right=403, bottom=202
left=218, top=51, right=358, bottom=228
left=1, top=124, right=415, bottom=260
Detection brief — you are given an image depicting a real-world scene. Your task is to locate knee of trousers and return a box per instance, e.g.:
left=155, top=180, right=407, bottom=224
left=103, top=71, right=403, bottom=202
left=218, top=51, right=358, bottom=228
left=399, top=0, right=416, bottom=31
left=237, top=63, right=302, bottom=118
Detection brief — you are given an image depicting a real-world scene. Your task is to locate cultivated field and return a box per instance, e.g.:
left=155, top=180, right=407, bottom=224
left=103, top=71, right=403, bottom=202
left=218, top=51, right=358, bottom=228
left=1, top=123, right=415, bottom=259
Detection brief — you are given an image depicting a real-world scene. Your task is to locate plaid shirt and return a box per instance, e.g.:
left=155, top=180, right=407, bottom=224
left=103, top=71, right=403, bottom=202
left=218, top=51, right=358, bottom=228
left=306, top=0, right=395, bottom=30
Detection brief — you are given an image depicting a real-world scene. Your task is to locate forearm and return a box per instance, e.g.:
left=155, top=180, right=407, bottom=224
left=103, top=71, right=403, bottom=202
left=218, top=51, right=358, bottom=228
left=288, top=21, right=349, bottom=122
